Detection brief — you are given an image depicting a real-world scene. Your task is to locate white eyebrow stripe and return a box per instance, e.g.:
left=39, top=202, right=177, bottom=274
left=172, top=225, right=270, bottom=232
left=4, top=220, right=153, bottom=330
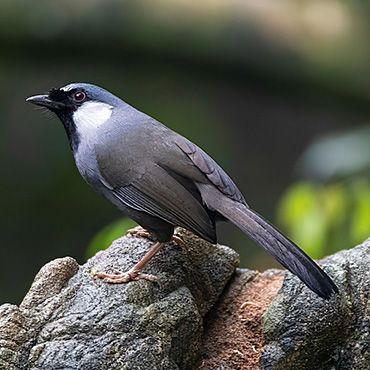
left=60, top=85, right=75, bottom=92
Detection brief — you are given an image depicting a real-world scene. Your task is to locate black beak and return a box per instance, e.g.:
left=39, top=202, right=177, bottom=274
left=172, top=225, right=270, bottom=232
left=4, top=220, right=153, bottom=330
left=26, top=94, right=65, bottom=110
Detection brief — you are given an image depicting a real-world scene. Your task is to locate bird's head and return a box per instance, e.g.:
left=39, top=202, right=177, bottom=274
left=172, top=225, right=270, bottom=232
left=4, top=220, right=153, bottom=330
left=26, top=82, right=122, bottom=115
left=26, top=83, right=122, bottom=150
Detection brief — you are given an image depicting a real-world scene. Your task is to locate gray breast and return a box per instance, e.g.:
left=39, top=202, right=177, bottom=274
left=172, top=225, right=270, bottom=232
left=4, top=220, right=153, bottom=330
left=74, top=131, right=104, bottom=189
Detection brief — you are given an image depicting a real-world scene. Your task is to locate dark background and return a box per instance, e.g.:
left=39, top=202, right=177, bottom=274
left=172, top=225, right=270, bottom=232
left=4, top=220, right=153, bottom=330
left=1, top=0, right=370, bottom=304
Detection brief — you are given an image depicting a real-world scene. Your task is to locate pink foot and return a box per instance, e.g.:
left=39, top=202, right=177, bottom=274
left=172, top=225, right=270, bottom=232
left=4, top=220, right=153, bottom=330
left=93, top=269, right=157, bottom=284
left=126, top=227, right=152, bottom=240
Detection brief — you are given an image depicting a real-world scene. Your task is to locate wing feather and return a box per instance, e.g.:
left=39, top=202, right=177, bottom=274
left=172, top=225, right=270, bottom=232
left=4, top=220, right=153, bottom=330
left=108, top=164, right=217, bottom=243
left=174, top=137, right=246, bottom=205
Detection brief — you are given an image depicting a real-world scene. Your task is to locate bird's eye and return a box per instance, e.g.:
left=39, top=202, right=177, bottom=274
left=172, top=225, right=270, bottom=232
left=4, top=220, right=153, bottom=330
left=73, top=91, right=86, bottom=102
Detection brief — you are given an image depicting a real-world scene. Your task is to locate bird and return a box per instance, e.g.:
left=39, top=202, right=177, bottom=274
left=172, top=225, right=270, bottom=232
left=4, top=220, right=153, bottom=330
left=26, top=83, right=338, bottom=299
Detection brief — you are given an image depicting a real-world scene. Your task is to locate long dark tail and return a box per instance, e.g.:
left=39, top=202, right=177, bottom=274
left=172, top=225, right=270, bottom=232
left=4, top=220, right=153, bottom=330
left=201, top=186, right=338, bottom=299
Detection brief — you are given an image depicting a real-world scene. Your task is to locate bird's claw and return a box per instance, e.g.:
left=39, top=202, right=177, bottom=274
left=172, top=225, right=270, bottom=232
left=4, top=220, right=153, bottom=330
left=126, top=227, right=152, bottom=240
left=93, top=269, right=158, bottom=284
left=171, top=234, right=185, bottom=247
left=126, top=227, right=185, bottom=247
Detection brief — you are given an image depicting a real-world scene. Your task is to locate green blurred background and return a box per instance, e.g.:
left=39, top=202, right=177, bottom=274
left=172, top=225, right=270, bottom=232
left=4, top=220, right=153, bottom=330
left=1, top=0, right=369, bottom=304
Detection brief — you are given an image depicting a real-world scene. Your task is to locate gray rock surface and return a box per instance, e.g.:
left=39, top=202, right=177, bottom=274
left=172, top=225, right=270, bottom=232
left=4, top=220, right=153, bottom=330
left=1, top=231, right=368, bottom=370
left=262, top=239, right=370, bottom=370
left=0, top=228, right=239, bottom=370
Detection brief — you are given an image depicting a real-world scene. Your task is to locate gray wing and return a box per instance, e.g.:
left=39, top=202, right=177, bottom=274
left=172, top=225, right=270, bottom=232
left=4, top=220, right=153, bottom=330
left=172, top=136, right=247, bottom=205
left=94, top=116, right=243, bottom=242
left=95, top=134, right=217, bottom=242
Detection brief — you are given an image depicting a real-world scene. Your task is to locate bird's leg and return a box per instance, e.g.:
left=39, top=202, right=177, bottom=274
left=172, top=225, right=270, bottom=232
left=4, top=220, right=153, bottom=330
left=94, top=242, right=164, bottom=284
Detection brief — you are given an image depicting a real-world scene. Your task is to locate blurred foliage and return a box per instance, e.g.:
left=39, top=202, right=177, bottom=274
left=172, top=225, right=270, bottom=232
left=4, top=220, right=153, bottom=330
left=277, top=125, right=370, bottom=258
left=85, top=218, right=137, bottom=259
left=277, top=179, right=370, bottom=258
left=2, top=0, right=370, bottom=101
left=298, top=126, right=370, bottom=180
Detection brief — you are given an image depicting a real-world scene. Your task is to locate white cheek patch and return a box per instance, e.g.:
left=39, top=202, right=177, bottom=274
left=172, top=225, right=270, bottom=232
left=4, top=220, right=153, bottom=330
left=73, top=101, right=113, bottom=135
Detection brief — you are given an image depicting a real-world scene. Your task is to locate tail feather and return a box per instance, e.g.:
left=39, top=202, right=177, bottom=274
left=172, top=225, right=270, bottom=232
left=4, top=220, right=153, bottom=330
left=200, top=185, right=338, bottom=299
left=234, top=206, right=338, bottom=299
